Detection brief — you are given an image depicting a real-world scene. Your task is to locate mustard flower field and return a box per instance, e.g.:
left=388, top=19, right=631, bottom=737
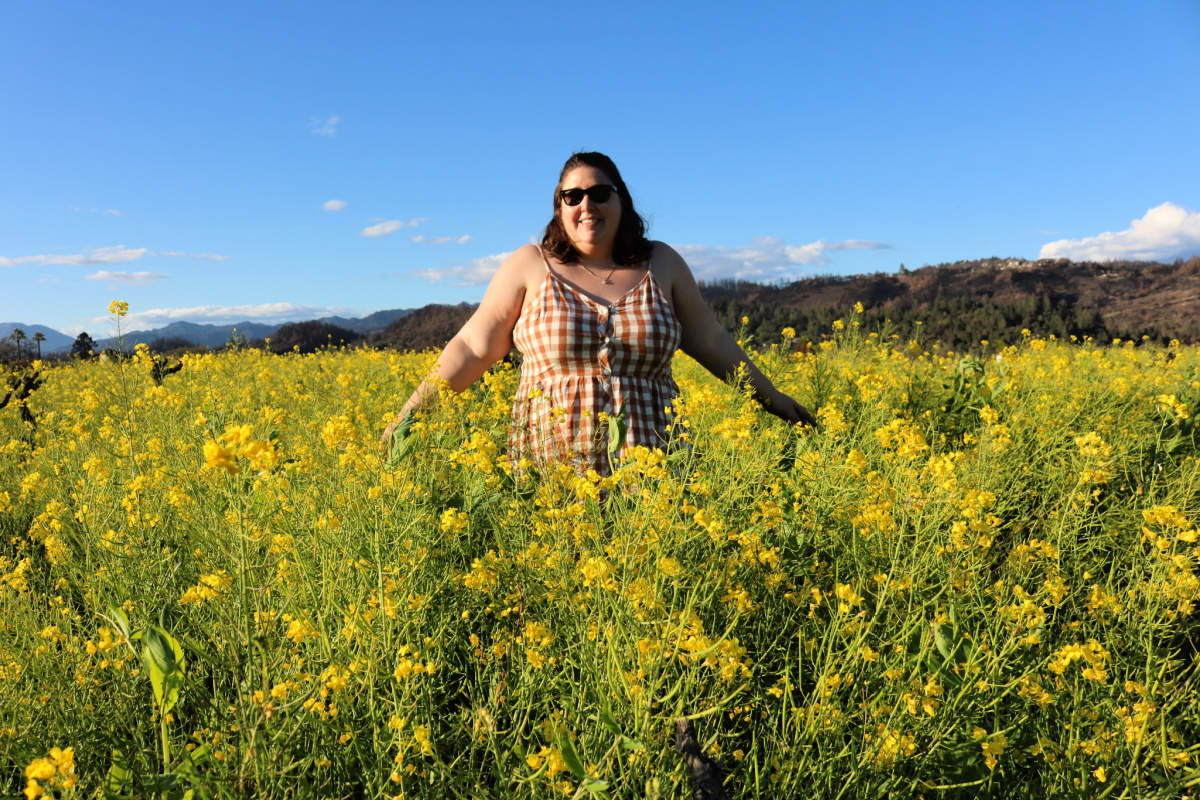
left=3, top=307, right=1200, bottom=799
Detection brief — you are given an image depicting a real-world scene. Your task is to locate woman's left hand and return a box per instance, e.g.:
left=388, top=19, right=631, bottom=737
left=763, top=390, right=818, bottom=427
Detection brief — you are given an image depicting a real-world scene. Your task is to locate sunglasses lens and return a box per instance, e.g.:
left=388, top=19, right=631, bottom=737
left=560, top=185, right=616, bottom=206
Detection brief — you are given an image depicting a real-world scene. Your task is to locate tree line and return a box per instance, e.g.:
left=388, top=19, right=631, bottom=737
left=703, top=290, right=1129, bottom=352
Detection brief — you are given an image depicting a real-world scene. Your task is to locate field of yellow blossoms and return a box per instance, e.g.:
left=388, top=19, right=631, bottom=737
left=2, top=305, right=1200, bottom=799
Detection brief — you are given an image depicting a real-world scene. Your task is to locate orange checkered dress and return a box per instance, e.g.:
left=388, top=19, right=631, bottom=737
left=510, top=249, right=682, bottom=476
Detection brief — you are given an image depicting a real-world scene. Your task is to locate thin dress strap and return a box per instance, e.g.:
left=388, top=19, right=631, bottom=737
left=536, top=244, right=552, bottom=274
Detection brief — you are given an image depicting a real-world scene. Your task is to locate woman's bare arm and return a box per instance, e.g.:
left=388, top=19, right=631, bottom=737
left=656, top=243, right=816, bottom=426
left=380, top=245, right=542, bottom=446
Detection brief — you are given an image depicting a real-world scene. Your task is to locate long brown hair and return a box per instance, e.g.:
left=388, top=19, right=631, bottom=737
left=541, top=152, right=654, bottom=267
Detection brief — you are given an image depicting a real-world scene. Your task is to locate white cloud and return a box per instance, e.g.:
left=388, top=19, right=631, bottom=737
left=413, top=251, right=513, bottom=287
left=1, top=245, right=147, bottom=267
left=89, top=302, right=359, bottom=333
left=155, top=251, right=232, bottom=261
left=1039, top=202, right=1200, bottom=262
left=86, top=270, right=169, bottom=286
left=1, top=245, right=230, bottom=268
left=310, top=114, right=341, bottom=137
left=70, top=206, right=124, bottom=216
left=360, top=217, right=427, bottom=237
left=411, top=234, right=471, bottom=245
left=673, top=236, right=891, bottom=282
left=323, top=199, right=347, bottom=212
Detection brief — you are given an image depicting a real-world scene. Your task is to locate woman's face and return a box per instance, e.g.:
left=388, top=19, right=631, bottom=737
left=558, top=166, right=622, bottom=254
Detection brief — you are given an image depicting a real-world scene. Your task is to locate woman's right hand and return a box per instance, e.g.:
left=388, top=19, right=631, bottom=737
left=762, top=389, right=818, bottom=427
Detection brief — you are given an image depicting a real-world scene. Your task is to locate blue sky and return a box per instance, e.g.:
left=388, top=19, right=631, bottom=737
left=3, top=0, right=1199, bottom=335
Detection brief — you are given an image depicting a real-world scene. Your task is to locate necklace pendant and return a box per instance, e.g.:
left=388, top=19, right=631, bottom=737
left=602, top=277, right=613, bottom=284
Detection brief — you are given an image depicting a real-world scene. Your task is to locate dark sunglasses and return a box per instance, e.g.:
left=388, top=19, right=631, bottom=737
left=559, top=184, right=619, bottom=206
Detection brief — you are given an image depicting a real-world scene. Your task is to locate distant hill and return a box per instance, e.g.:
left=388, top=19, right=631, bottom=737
left=98, top=321, right=281, bottom=350
left=366, top=303, right=476, bottom=352
left=84, top=308, right=416, bottom=350
left=317, top=308, right=412, bottom=334
left=698, top=256, right=1200, bottom=349
left=0, top=323, right=74, bottom=354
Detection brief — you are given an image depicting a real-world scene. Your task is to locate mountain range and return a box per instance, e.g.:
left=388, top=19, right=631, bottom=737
left=2, top=309, right=413, bottom=352
left=0, top=323, right=75, bottom=354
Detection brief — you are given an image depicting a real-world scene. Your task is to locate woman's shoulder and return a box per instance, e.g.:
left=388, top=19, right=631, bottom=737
left=648, top=241, right=693, bottom=283
left=489, top=244, right=546, bottom=286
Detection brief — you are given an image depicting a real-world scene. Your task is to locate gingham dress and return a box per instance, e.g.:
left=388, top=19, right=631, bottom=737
left=510, top=249, right=682, bottom=476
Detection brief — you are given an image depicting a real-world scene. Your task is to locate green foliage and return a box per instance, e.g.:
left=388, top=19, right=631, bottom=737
left=3, top=328, right=1200, bottom=798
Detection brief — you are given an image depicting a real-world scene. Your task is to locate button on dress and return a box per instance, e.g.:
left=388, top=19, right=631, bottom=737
left=510, top=249, right=682, bottom=476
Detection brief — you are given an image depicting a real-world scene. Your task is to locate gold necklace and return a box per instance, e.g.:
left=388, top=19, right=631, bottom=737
left=577, top=262, right=617, bottom=284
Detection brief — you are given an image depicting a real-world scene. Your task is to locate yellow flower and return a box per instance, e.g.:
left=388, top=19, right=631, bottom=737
left=25, top=759, right=55, bottom=781
left=981, top=732, right=1006, bottom=770
left=203, top=441, right=239, bottom=474
left=108, top=300, right=129, bottom=316
left=1094, top=766, right=1107, bottom=783
left=781, top=327, right=796, bottom=340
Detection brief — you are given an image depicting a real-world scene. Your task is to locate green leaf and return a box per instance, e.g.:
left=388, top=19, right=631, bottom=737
left=177, top=743, right=212, bottom=774
left=147, top=773, right=181, bottom=793
left=583, top=778, right=611, bottom=798
left=599, top=703, right=622, bottom=737
left=933, top=623, right=954, bottom=663
left=102, top=750, right=134, bottom=799
left=108, top=606, right=131, bottom=641
left=558, top=733, right=588, bottom=780
left=607, top=398, right=628, bottom=460
left=620, top=736, right=645, bottom=752
left=143, top=625, right=185, bottom=714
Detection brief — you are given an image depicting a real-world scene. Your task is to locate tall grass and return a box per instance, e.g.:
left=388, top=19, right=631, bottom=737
left=2, top=308, right=1199, bottom=798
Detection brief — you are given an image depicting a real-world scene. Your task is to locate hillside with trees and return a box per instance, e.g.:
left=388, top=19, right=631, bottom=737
left=364, top=303, right=476, bottom=352
left=700, top=256, right=1200, bottom=351
left=268, top=321, right=362, bottom=354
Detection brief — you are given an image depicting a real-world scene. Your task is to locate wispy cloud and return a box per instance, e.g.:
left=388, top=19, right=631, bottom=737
left=1039, top=203, right=1200, bottom=262
left=674, top=236, right=891, bottom=282
left=323, top=199, right=347, bottom=212
left=1, top=246, right=230, bottom=268
left=1, top=245, right=147, bottom=267
left=89, top=302, right=359, bottom=333
left=360, top=217, right=427, bottom=237
left=70, top=206, right=124, bottom=216
left=412, top=251, right=513, bottom=287
left=86, top=270, right=169, bottom=286
left=410, top=234, right=471, bottom=245
left=155, top=252, right=232, bottom=261
left=310, top=114, right=341, bottom=137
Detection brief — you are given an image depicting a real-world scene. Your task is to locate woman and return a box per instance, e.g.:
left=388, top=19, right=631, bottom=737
left=381, top=152, right=815, bottom=475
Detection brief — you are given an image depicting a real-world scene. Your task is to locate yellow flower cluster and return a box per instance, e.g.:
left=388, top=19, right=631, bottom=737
left=24, top=747, right=76, bottom=799
left=203, top=424, right=278, bottom=475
